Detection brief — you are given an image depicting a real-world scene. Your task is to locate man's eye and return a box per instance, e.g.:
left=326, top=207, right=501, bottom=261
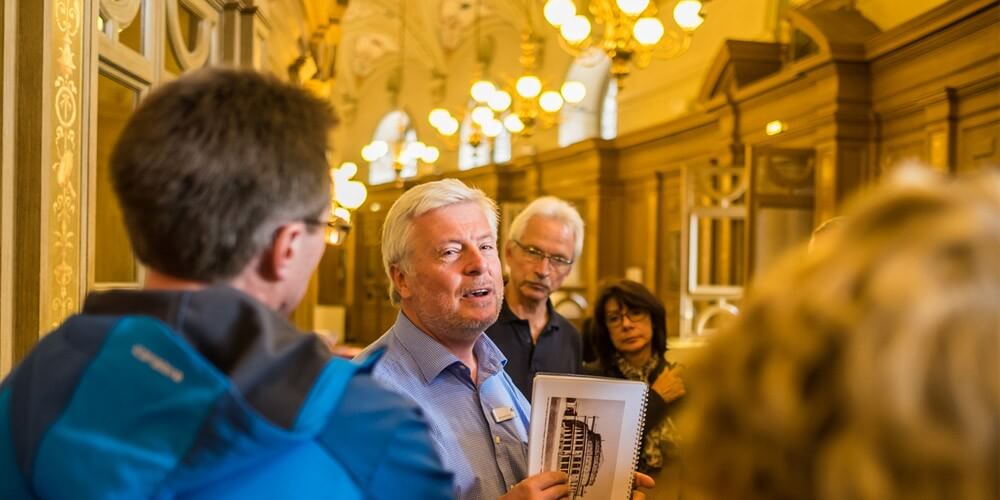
left=481, top=244, right=495, bottom=251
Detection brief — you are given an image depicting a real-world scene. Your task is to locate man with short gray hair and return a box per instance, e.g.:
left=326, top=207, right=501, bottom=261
left=0, top=68, right=450, bottom=499
left=486, top=196, right=584, bottom=400
left=360, top=179, right=572, bottom=500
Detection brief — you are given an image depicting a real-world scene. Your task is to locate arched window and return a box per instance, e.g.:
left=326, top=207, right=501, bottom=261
left=458, top=111, right=512, bottom=170
left=559, top=49, right=618, bottom=146
left=368, top=110, right=419, bottom=185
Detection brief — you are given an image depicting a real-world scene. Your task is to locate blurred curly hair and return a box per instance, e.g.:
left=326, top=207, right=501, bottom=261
left=679, top=168, right=1000, bottom=500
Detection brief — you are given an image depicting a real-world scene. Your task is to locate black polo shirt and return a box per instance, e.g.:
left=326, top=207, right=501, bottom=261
left=485, top=299, right=583, bottom=401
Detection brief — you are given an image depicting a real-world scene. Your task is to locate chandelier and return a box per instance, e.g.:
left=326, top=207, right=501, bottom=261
left=427, top=0, right=505, bottom=150
left=543, top=0, right=708, bottom=89
left=324, top=161, right=368, bottom=246
left=501, top=33, right=586, bottom=137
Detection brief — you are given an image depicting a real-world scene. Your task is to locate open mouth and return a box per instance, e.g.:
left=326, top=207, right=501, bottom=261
left=463, top=288, right=492, bottom=298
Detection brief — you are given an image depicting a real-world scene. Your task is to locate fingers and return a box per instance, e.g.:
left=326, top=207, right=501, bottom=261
left=630, top=471, right=655, bottom=500
left=634, top=472, right=655, bottom=488
left=528, top=470, right=569, bottom=490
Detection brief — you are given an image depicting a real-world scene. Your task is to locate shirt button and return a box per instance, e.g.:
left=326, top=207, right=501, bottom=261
left=494, top=435, right=501, bottom=445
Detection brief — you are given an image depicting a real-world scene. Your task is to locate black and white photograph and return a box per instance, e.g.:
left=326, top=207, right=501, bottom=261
left=540, top=397, right=625, bottom=500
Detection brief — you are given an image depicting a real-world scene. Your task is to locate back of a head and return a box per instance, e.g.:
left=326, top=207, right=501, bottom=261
left=381, top=178, right=498, bottom=305
left=680, top=169, right=1000, bottom=500
left=110, top=67, right=337, bottom=282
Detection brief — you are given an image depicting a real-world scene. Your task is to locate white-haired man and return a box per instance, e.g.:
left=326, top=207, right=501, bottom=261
left=485, top=197, right=584, bottom=400
left=358, top=179, right=573, bottom=499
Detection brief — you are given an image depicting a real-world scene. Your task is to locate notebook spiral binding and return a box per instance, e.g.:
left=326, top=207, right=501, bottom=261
left=626, top=383, right=650, bottom=499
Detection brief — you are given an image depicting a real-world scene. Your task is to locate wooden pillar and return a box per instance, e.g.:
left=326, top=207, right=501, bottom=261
left=10, top=0, right=91, bottom=366
left=923, top=88, right=958, bottom=173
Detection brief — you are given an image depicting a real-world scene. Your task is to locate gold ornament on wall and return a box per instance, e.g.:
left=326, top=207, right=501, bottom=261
left=48, top=0, right=83, bottom=329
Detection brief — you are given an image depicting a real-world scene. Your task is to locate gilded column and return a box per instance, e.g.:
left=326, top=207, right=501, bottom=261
left=43, top=0, right=83, bottom=331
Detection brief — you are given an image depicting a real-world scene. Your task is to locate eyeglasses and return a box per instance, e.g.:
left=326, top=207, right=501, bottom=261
left=303, top=217, right=340, bottom=231
left=512, top=240, right=574, bottom=268
left=303, top=214, right=352, bottom=245
left=605, top=308, right=649, bottom=328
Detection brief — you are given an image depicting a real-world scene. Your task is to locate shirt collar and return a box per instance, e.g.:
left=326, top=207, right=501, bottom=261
left=391, top=311, right=509, bottom=384
left=498, top=298, right=562, bottom=332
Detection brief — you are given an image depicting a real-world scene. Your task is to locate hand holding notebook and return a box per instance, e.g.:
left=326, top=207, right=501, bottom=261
left=527, top=373, right=649, bottom=500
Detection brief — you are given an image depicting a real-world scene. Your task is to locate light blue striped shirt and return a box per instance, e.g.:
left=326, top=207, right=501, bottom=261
left=359, top=312, right=531, bottom=500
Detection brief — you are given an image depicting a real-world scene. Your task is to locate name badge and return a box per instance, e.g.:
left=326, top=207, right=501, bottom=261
left=491, top=406, right=514, bottom=423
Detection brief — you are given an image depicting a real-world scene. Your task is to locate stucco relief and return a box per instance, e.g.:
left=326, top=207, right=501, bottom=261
left=48, top=0, right=83, bottom=329
left=350, top=33, right=397, bottom=79
left=99, top=0, right=142, bottom=29
left=439, top=0, right=493, bottom=52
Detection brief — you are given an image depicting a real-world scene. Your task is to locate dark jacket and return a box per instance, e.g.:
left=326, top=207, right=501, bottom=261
left=0, top=286, right=452, bottom=499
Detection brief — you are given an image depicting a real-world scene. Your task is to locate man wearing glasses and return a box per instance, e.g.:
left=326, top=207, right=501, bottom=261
left=486, top=196, right=584, bottom=401
left=0, top=68, right=450, bottom=499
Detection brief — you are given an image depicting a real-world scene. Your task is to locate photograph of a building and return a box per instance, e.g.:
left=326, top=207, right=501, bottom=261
left=542, top=397, right=624, bottom=499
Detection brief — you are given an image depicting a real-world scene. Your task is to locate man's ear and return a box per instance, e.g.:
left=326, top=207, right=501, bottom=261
left=390, top=264, right=412, bottom=300
left=261, top=222, right=307, bottom=282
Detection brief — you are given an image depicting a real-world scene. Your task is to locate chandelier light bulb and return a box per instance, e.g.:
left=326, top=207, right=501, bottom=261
left=503, top=114, right=525, bottom=133
left=539, top=90, right=564, bottom=113
left=362, top=140, right=389, bottom=162
left=338, top=162, right=358, bottom=180
left=633, top=17, right=665, bottom=46
left=516, top=75, right=542, bottom=98
left=673, top=0, right=704, bottom=31
left=543, top=0, right=576, bottom=27
left=482, top=118, right=504, bottom=138
left=336, top=180, right=368, bottom=210
left=334, top=207, right=351, bottom=223
left=616, top=0, right=649, bottom=16
left=560, top=81, right=587, bottom=104
left=561, top=15, right=592, bottom=45
left=406, top=141, right=427, bottom=158
left=470, top=80, right=497, bottom=103
left=438, top=116, right=460, bottom=136
left=471, top=106, right=494, bottom=126
left=420, top=146, right=440, bottom=163
left=487, top=90, right=512, bottom=112
left=429, top=108, right=451, bottom=128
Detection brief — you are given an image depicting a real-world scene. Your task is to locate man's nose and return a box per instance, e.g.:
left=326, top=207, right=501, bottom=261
left=533, top=256, right=552, bottom=277
left=464, top=247, right=489, bottom=275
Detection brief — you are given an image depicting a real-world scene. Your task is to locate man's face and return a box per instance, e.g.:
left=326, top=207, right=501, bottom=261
left=394, top=202, right=503, bottom=341
left=505, top=216, right=576, bottom=303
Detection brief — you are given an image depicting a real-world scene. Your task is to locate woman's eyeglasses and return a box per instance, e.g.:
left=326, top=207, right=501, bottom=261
left=605, top=308, right=649, bottom=327
left=512, top=240, right=574, bottom=269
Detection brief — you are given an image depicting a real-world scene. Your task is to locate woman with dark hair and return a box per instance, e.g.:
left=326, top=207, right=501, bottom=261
left=585, top=279, right=685, bottom=473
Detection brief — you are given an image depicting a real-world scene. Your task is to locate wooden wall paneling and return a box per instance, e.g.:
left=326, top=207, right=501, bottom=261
left=240, top=3, right=269, bottom=70
left=11, top=0, right=90, bottom=365
left=348, top=184, right=401, bottom=345
left=12, top=0, right=47, bottom=367
left=1, top=0, right=15, bottom=375
left=923, top=88, right=958, bottom=172
left=656, top=168, right=683, bottom=338
left=746, top=146, right=816, bottom=280
left=221, top=1, right=241, bottom=64
left=956, top=84, right=1000, bottom=171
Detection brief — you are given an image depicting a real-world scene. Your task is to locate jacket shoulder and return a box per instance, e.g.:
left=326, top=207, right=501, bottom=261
left=317, top=369, right=452, bottom=499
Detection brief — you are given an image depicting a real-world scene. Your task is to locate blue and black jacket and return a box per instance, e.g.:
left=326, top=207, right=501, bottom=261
left=0, top=287, right=453, bottom=499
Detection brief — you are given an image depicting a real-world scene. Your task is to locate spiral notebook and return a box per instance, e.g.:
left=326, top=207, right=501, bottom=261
left=527, top=374, right=648, bottom=500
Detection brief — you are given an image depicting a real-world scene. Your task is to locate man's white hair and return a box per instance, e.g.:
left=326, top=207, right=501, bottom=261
left=508, top=196, right=585, bottom=259
left=381, top=178, right=499, bottom=305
